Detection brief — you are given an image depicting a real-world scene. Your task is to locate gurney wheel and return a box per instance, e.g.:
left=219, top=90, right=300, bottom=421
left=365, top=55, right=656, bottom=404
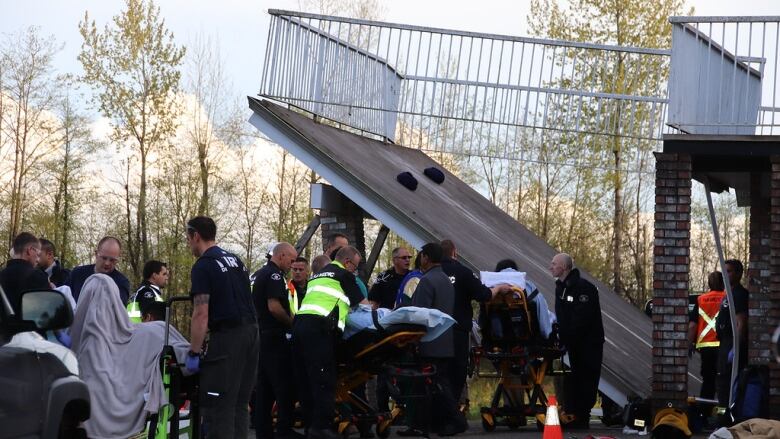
left=480, top=413, right=496, bottom=432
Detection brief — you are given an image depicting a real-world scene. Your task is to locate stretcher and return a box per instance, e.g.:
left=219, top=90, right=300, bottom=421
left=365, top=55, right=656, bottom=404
left=138, top=296, right=200, bottom=439
left=470, top=288, right=565, bottom=431
left=335, top=318, right=428, bottom=438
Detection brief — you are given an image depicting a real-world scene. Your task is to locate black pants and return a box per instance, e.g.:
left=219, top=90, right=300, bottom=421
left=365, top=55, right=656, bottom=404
left=449, top=329, right=469, bottom=403
left=255, top=331, right=295, bottom=439
left=563, top=340, right=603, bottom=419
left=201, top=323, right=260, bottom=439
left=293, top=315, right=338, bottom=431
left=716, top=340, right=746, bottom=408
left=420, top=358, right=465, bottom=433
left=699, top=347, right=719, bottom=400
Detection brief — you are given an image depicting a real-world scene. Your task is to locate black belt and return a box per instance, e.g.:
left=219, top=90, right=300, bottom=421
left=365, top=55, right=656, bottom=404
left=210, top=316, right=257, bottom=332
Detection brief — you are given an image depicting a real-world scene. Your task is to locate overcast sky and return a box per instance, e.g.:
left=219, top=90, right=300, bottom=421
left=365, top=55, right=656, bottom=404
left=1, top=0, right=778, bottom=111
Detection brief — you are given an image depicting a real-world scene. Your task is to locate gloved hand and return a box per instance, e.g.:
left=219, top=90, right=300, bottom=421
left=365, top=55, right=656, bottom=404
left=55, top=330, right=72, bottom=348
left=727, top=348, right=734, bottom=363
left=185, top=352, right=200, bottom=374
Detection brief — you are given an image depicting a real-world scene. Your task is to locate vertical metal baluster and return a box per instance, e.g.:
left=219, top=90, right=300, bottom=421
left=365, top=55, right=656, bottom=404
left=773, top=22, right=779, bottom=134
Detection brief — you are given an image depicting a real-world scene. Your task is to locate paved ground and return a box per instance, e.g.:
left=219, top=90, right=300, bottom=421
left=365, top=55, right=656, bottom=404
left=246, top=420, right=713, bottom=439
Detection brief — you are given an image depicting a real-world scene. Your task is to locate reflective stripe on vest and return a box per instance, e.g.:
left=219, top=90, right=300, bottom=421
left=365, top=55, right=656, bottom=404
left=297, top=261, right=350, bottom=330
left=126, top=287, right=164, bottom=323
left=288, top=280, right=298, bottom=316
left=696, top=290, right=725, bottom=348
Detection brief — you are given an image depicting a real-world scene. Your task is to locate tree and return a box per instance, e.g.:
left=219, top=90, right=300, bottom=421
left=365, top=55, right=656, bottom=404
left=529, top=0, right=691, bottom=299
left=184, top=34, right=231, bottom=216
left=45, top=92, right=99, bottom=267
left=78, top=0, right=185, bottom=277
left=0, top=28, right=62, bottom=248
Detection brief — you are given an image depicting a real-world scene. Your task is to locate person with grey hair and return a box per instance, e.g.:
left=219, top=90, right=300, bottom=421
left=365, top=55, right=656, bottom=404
left=549, top=252, right=604, bottom=430
left=310, top=254, right=332, bottom=274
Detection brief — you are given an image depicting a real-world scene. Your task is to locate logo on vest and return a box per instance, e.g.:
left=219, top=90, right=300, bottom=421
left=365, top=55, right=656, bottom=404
left=271, top=273, right=282, bottom=281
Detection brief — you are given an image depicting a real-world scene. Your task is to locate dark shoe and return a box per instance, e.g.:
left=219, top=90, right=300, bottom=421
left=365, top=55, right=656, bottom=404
left=308, top=428, right=341, bottom=439
left=397, top=428, right=425, bottom=437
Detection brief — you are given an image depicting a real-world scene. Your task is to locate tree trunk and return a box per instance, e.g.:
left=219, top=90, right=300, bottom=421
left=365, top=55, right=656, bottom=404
left=612, top=145, right=623, bottom=297
left=138, top=146, right=149, bottom=270
left=125, top=160, right=139, bottom=279
left=197, top=140, right=208, bottom=215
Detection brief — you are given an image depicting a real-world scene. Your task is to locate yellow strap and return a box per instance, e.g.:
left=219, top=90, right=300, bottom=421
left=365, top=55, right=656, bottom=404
left=696, top=307, right=719, bottom=348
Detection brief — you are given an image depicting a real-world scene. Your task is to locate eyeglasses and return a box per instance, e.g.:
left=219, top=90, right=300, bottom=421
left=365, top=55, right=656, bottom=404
left=394, top=255, right=412, bottom=260
left=97, top=254, right=119, bottom=264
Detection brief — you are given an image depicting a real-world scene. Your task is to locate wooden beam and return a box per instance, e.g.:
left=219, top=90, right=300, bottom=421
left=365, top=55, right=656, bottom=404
left=294, top=215, right=321, bottom=254
left=361, top=225, right=389, bottom=283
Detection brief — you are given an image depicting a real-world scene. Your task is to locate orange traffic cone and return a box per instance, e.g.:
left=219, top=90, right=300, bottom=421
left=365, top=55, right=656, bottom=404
left=543, top=396, right=563, bottom=439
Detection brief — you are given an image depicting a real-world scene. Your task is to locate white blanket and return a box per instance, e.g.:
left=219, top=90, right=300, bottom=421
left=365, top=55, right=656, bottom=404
left=70, top=274, right=190, bottom=439
left=344, top=305, right=456, bottom=342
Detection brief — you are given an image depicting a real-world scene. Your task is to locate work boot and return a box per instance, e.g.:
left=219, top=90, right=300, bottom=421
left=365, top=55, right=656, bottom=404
left=308, top=428, right=341, bottom=439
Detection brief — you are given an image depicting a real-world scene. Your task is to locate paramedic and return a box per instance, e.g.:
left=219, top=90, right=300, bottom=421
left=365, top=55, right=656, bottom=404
left=251, top=242, right=300, bottom=439
left=185, top=216, right=259, bottom=439
left=550, top=253, right=604, bottom=430
left=292, top=246, right=367, bottom=439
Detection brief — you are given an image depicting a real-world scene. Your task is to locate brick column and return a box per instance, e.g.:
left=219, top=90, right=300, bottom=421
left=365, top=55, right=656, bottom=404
left=765, top=157, right=780, bottom=417
left=651, top=152, right=692, bottom=411
left=319, top=199, right=366, bottom=258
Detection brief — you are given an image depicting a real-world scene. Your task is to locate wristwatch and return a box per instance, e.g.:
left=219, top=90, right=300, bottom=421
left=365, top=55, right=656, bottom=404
left=187, top=350, right=200, bottom=358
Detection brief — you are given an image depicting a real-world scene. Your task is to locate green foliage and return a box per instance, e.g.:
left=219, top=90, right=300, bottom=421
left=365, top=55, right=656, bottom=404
left=78, top=0, right=185, bottom=279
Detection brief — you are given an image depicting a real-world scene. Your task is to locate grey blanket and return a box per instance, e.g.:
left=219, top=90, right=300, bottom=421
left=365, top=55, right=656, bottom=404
left=70, top=274, right=190, bottom=439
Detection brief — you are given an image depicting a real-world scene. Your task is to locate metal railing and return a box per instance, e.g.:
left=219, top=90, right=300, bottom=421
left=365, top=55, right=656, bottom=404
left=260, top=10, right=672, bottom=169
left=668, top=17, right=780, bottom=135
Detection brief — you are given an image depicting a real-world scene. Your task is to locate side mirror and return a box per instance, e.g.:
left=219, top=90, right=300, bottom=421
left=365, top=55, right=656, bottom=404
left=21, top=290, right=73, bottom=331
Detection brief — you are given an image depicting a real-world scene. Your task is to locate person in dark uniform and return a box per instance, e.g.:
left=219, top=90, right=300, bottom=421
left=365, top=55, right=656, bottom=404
left=412, top=242, right=468, bottom=436
left=184, top=216, right=259, bottom=439
left=251, top=242, right=301, bottom=439
left=715, top=259, right=749, bottom=419
left=0, top=232, right=50, bottom=315
left=368, top=246, right=411, bottom=413
left=127, top=260, right=168, bottom=323
left=549, top=252, right=604, bottom=430
left=291, top=256, right=309, bottom=299
left=292, top=246, right=367, bottom=439
left=439, top=239, right=508, bottom=405
left=369, top=247, right=411, bottom=309
left=38, top=238, right=70, bottom=287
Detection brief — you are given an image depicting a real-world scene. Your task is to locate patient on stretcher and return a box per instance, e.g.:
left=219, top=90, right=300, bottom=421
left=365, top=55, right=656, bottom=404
left=480, top=260, right=554, bottom=351
left=344, top=304, right=455, bottom=342
left=70, top=273, right=190, bottom=439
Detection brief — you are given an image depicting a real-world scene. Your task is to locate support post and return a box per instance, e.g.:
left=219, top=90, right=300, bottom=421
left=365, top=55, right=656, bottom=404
left=362, top=225, right=390, bottom=282
left=295, top=214, right=321, bottom=254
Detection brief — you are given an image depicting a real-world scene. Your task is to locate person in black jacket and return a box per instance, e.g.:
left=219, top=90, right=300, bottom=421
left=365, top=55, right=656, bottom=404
left=439, top=239, right=509, bottom=405
left=550, top=253, right=604, bottom=430
left=0, top=232, right=50, bottom=315
left=38, top=238, right=70, bottom=287
left=412, top=242, right=467, bottom=436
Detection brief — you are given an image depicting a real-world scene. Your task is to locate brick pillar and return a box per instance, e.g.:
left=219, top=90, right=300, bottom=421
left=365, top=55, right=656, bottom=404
left=748, top=175, right=770, bottom=368
left=651, top=152, right=692, bottom=411
left=765, top=157, right=780, bottom=417
left=319, top=198, right=366, bottom=258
